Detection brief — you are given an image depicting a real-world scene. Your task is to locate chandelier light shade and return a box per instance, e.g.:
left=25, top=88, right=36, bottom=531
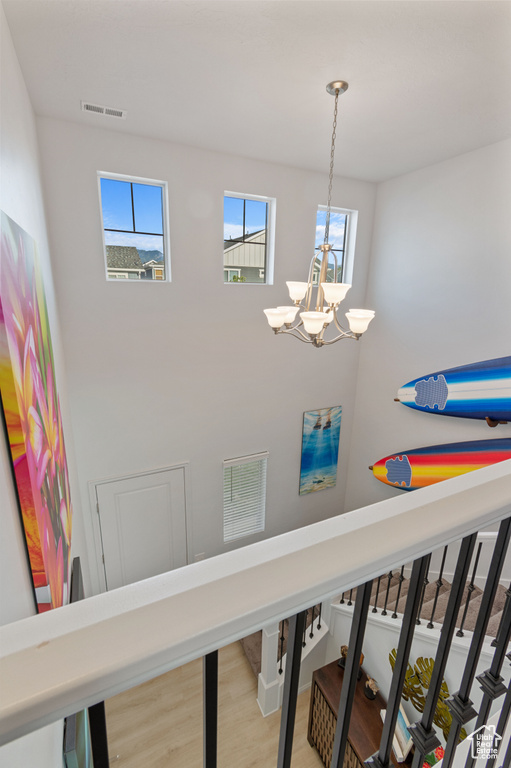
left=263, top=81, right=375, bottom=347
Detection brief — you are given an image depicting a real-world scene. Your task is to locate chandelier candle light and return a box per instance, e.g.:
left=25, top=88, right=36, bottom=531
left=263, top=81, right=375, bottom=347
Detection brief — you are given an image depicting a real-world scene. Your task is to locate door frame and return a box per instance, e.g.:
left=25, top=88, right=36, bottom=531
left=87, top=462, right=192, bottom=593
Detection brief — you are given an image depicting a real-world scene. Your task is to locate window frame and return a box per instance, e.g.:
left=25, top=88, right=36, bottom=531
left=223, top=451, right=268, bottom=543
left=224, top=268, right=241, bottom=282
left=223, top=191, right=276, bottom=285
left=97, top=171, right=171, bottom=283
left=314, top=204, right=358, bottom=284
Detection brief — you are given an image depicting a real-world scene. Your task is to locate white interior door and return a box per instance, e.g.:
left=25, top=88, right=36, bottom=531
left=95, top=466, right=188, bottom=590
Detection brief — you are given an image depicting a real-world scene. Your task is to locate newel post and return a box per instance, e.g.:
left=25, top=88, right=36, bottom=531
left=257, top=622, right=281, bottom=716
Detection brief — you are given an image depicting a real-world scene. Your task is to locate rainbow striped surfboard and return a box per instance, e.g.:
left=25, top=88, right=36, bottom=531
left=371, top=438, right=511, bottom=491
left=397, top=356, right=511, bottom=426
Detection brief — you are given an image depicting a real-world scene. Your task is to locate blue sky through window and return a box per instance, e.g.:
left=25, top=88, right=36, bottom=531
left=315, top=210, right=346, bottom=250
left=132, top=183, right=163, bottom=234
left=100, top=177, right=164, bottom=252
left=101, top=178, right=133, bottom=231
left=245, top=199, right=267, bottom=236
left=224, top=196, right=267, bottom=241
left=104, top=230, right=164, bottom=253
left=224, top=197, right=244, bottom=240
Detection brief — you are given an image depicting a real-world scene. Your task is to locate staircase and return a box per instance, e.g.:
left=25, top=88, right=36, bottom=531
left=240, top=604, right=322, bottom=678
left=241, top=577, right=508, bottom=716
left=3, top=462, right=510, bottom=768
left=340, top=573, right=509, bottom=639
left=247, top=533, right=511, bottom=719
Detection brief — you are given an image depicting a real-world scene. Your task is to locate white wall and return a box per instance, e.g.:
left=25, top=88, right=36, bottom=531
left=345, top=139, right=511, bottom=512
left=0, top=6, right=82, bottom=765
left=36, top=116, right=376, bottom=593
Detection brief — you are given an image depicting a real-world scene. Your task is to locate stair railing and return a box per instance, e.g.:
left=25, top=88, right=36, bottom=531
left=493, top=582, right=511, bottom=648
left=415, top=556, right=431, bottom=626
left=381, top=571, right=394, bottom=616
left=391, top=566, right=406, bottom=619
left=342, top=530, right=506, bottom=639
left=457, top=541, right=484, bottom=637
left=0, top=460, right=510, bottom=768
left=276, top=603, right=322, bottom=672
left=427, top=545, right=448, bottom=628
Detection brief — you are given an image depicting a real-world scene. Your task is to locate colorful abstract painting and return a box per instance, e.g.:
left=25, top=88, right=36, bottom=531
left=299, top=406, right=342, bottom=495
left=0, top=211, right=72, bottom=612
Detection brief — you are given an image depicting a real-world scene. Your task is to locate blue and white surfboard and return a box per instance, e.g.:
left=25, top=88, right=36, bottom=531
left=397, top=356, right=511, bottom=426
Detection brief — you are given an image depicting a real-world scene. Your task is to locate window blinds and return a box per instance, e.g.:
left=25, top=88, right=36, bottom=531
left=223, top=452, right=268, bottom=542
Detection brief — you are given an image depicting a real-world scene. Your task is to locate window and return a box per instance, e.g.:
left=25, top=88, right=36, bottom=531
left=224, top=268, right=241, bottom=282
left=98, top=172, right=170, bottom=281
left=223, top=193, right=275, bottom=284
left=313, top=206, right=349, bottom=284
left=223, top=452, right=268, bottom=542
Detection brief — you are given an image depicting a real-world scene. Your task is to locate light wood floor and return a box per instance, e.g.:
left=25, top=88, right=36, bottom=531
left=106, top=640, right=324, bottom=767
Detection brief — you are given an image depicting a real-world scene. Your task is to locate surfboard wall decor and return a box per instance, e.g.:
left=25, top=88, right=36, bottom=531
left=371, top=438, right=511, bottom=491
left=396, top=356, right=511, bottom=426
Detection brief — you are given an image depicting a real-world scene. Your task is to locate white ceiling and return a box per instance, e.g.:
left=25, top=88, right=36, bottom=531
left=3, top=0, right=511, bottom=182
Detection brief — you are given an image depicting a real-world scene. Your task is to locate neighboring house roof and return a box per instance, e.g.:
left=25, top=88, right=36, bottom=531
left=223, top=229, right=265, bottom=252
left=106, top=245, right=143, bottom=269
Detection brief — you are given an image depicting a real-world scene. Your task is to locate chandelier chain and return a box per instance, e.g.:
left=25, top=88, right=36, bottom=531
left=324, top=88, right=339, bottom=245
left=263, top=80, right=375, bottom=346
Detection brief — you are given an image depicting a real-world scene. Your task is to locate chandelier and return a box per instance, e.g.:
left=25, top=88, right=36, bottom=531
left=263, top=81, right=375, bottom=347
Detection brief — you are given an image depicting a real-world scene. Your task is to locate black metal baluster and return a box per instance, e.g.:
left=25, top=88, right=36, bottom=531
left=416, top=556, right=431, bottom=625
left=348, top=589, right=354, bottom=607
left=457, top=541, right=483, bottom=637
left=464, top=588, right=511, bottom=768
left=310, top=606, right=316, bottom=639
left=277, top=610, right=307, bottom=768
left=392, top=566, right=406, bottom=619
left=501, top=733, right=511, bottom=768
left=409, top=534, right=477, bottom=768
left=443, top=518, right=511, bottom=768
left=492, top=582, right=511, bottom=648
left=366, top=556, right=429, bottom=768
left=278, top=620, right=285, bottom=675
left=372, top=576, right=382, bottom=613
left=302, top=614, right=307, bottom=647
left=381, top=572, right=393, bottom=616
left=340, top=592, right=346, bottom=605
left=496, top=682, right=511, bottom=757
left=427, top=546, right=448, bottom=629
left=203, top=650, right=218, bottom=768
left=88, top=701, right=110, bottom=768
left=317, top=603, right=322, bottom=631
left=330, top=580, right=373, bottom=768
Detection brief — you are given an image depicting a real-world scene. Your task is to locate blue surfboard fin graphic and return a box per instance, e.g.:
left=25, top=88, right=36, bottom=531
left=414, top=374, right=448, bottom=410
left=385, top=455, right=412, bottom=487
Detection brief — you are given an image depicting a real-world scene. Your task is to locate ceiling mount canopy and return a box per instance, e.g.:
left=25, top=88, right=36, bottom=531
left=325, top=80, right=349, bottom=96
left=263, top=81, right=375, bottom=348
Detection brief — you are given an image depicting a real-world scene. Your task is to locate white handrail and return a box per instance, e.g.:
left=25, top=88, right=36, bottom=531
left=1, top=460, right=510, bottom=745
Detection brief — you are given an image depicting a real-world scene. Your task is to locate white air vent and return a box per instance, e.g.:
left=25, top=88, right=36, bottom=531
left=81, top=101, right=127, bottom=119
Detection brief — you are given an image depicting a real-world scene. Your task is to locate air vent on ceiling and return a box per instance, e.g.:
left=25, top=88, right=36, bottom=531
left=81, top=101, right=127, bottom=120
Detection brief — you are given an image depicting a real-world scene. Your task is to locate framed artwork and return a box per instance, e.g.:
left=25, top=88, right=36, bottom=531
left=0, top=211, right=73, bottom=611
left=299, top=406, right=342, bottom=495
left=380, top=705, right=413, bottom=762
